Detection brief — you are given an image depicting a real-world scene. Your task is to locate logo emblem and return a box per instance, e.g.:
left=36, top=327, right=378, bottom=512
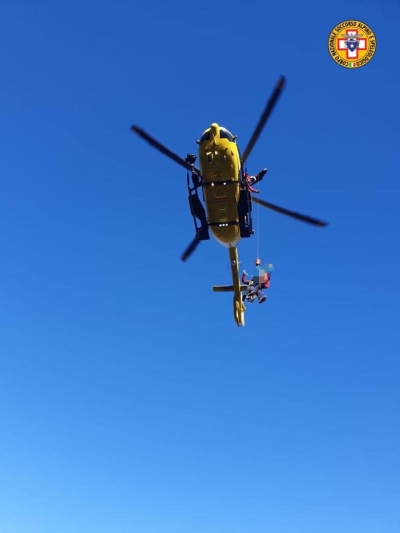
left=328, top=20, right=376, bottom=69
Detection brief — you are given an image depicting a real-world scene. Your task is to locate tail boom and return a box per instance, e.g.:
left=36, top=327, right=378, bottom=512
left=212, top=246, right=246, bottom=327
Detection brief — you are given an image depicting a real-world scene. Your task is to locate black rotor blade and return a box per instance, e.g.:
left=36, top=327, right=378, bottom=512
left=181, top=235, right=201, bottom=262
left=240, top=75, right=286, bottom=165
left=131, top=125, right=201, bottom=174
left=251, top=195, right=328, bottom=227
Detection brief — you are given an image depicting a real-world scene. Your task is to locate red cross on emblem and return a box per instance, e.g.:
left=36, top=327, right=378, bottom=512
left=338, top=30, right=367, bottom=59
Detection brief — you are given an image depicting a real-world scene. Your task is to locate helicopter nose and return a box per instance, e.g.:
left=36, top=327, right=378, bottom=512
left=210, top=123, right=219, bottom=145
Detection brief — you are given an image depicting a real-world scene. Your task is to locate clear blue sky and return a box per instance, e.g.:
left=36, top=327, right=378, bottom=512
left=1, top=1, right=399, bottom=532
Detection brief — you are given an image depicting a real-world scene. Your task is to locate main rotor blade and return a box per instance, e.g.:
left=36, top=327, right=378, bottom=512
left=251, top=195, right=328, bottom=227
left=181, top=235, right=201, bottom=262
left=240, top=75, right=286, bottom=165
left=131, top=125, right=201, bottom=174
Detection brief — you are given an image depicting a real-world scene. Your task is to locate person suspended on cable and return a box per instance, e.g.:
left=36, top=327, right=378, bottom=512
left=241, top=260, right=274, bottom=304
left=241, top=268, right=271, bottom=304
left=244, top=168, right=268, bottom=193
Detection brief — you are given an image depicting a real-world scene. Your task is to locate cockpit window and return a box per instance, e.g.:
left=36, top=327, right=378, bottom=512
left=199, top=131, right=210, bottom=143
left=220, top=128, right=235, bottom=142
left=199, top=128, right=235, bottom=144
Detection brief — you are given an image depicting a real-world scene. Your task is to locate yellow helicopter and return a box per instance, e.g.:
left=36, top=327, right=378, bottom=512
left=131, top=75, right=328, bottom=327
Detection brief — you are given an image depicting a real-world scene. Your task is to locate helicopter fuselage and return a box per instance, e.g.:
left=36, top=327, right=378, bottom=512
left=197, top=123, right=243, bottom=248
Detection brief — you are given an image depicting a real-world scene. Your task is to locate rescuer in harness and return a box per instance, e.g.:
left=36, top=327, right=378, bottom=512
left=244, top=168, right=268, bottom=193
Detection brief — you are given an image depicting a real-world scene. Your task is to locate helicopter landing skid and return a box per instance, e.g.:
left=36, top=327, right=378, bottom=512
left=238, top=187, right=254, bottom=238
left=186, top=170, right=209, bottom=242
